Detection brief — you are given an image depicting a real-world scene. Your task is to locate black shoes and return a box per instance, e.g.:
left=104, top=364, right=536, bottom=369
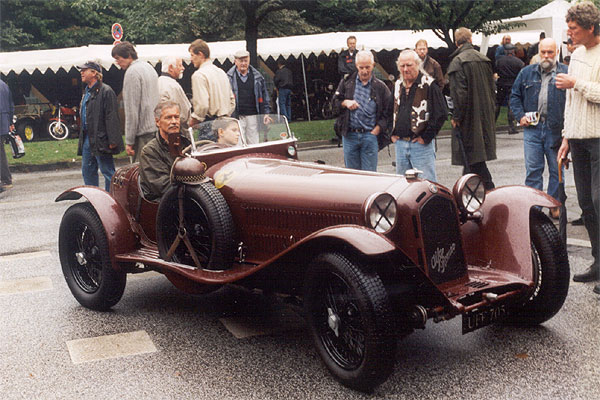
left=571, top=216, right=584, bottom=226
left=573, top=263, right=600, bottom=282
left=594, top=284, right=600, bottom=295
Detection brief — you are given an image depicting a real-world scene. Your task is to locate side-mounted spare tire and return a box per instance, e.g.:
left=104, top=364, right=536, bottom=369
left=156, top=183, right=236, bottom=270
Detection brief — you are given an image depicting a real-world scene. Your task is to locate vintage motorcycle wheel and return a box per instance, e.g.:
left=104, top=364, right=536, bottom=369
left=59, top=202, right=126, bottom=311
left=156, top=183, right=236, bottom=271
left=304, top=252, right=396, bottom=392
left=48, top=121, right=69, bottom=140
left=503, top=208, right=570, bottom=326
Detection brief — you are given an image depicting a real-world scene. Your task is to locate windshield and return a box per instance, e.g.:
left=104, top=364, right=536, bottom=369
left=191, top=114, right=292, bottom=148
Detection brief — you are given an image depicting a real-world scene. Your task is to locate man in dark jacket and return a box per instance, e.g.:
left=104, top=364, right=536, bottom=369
left=139, top=102, right=190, bottom=201
left=333, top=50, right=392, bottom=171
left=448, top=27, right=497, bottom=190
left=338, top=36, right=358, bottom=78
left=495, top=43, right=524, bottom=134
left=0, top=79, right=14, bottom=193
left=77, top=61, right=124, bottom=191
left=274, top=60, right=293, bottom=121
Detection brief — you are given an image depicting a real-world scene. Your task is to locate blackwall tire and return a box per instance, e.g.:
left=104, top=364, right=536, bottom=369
left=156, top=183, right=236, bottom=271
left=16, top=120, right=35, bottom=142
left=59, top=202, right=126, bottom=310
left=505, top=209, right=570, bottom=326
left=304, top=252, right=396, bottom=392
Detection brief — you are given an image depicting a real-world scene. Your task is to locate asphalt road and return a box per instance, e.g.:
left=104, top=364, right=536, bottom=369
left=0, top=133, right=598, bottom=399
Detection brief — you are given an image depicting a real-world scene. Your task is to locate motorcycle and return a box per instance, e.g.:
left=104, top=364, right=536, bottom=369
left=48, top=103, right=79, bottom=140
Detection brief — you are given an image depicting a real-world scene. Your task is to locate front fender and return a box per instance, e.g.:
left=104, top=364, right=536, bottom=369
left=461, top=185, right=559, bottom=282
left=56, top=186, right=137, bottom=267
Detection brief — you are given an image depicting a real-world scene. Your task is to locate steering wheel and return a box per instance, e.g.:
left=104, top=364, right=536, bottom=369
left=182, top=140, right=221, bottom=155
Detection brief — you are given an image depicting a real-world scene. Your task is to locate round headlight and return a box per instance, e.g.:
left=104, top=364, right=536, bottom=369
left=365, top=193, right=397, bottom=233
left=453, top=174, right=486, bottom=213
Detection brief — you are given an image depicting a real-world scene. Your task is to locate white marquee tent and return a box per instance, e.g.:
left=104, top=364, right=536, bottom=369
left=0, top=28, right=545, bottom=76
left=481, top=0, right=573, bottom=55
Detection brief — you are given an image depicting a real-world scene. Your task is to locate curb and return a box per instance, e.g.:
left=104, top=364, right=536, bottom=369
left=10, top=125, right=516, bottom=173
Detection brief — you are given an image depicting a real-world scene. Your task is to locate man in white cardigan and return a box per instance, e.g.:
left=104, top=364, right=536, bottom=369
left=112, top=41, right=159, bottom=162
left=556, top=1, right=600, bottom=293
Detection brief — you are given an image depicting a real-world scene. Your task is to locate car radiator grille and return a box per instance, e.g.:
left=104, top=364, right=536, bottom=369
left=419, top=195, right=467, bottom=284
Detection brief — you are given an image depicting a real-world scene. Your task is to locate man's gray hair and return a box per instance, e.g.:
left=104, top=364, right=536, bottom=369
left=161, top=56, right=180, bottom=73
left=154, top=101, right=180, bottom=119
left=356, top=50, right=374, bottom=64
left=396, top=49, right=427, bottom=77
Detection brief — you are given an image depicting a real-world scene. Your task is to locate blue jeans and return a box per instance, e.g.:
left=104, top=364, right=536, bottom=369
left=278, top=88, right=292, bottom=121
left=81, top=134, right=116, bottom=192
left=394, top=139, right=437, bottom=181
left=523, top=122, right=561, bottom=200
left=343, top=131, right=378, bottom=171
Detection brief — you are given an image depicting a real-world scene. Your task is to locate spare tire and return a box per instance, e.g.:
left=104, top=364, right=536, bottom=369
left=156, top=183, right=236, bottom=270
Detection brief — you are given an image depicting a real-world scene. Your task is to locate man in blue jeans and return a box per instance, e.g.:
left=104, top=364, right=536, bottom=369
left=510, top=38, right=567, bottom=219
left=77, top=61, right=124, bottom=191
left=274, top=60, right=293, bottom=121
left=333, top=51, right=392, bottom=171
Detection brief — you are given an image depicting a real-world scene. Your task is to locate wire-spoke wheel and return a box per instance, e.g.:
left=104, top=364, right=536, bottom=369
left=59, top=202, right=126, bottom=310
left=48, top=121, right=69, bottom=140
left=304, top=252, right=396, bottom=392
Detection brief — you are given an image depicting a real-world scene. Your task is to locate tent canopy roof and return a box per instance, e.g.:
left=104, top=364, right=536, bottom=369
left=0, top=29, right=543, bottom=75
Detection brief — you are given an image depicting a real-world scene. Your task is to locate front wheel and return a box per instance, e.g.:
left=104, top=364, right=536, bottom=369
left=304, top=252, right=396, bottom=392
left=59, top=202, right=126, bottom=310
left=504, top=209, right=570, bottom=325
left=48, top=121, right=69, bottom=140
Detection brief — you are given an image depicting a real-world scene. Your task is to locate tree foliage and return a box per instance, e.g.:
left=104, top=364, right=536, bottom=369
left=371, top=0, right=548, bottom=49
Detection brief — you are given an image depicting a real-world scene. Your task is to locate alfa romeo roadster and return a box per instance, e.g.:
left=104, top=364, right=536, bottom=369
left=56, top=114, right=569, bottom=392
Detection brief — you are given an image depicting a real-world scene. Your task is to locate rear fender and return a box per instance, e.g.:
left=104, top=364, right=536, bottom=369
left=56, top=186, right=137, bottom=268
left=461, top=185, right=559, bottom=282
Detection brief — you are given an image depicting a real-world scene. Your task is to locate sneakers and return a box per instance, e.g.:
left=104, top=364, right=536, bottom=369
left=573, top=263, right=600, bottom=282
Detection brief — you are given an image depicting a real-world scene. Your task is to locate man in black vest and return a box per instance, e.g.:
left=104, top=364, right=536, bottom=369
left=226, top=50, right=271, bottom=144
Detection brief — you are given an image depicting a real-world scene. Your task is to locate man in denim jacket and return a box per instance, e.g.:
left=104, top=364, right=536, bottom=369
left=510, top=38, right=567, bottom=215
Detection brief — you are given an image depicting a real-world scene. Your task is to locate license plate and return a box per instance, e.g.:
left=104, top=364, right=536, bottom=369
left=462, top=304, right=508, bottom=334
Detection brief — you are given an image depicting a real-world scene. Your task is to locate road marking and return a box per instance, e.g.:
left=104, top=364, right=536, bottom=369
left=0, top=276, right=53, bottom=295
left=66, top=330, right=157, bottom=364
left=568, top=238, right=591, bottom=248
left=0, top=250, right=52, bottom=262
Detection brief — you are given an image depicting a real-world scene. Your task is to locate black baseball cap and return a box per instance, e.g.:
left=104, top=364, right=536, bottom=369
left=77, top=61, right=102, bottom=73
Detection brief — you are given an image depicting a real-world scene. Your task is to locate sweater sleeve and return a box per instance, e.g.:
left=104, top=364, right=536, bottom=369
left=573, top=78, right=600, bottom=104
left=123, top=69, right=142, bottom=145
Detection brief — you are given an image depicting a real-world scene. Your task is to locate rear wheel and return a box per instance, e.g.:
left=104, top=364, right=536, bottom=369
left=505, top=209, right=570, bottom=325
left=59, top=202, right=126, bottom=310
left=48, top=121, right=69, bottom=140
left=304, top=252, right=396, bottom=392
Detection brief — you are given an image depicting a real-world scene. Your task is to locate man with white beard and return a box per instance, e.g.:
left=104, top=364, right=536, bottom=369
left=510, top=38, right=568, bottom=219
left=158, top=57, right=191, bottom=129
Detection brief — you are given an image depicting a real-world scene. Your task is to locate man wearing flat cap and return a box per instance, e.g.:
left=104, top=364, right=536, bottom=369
left=77, top=61, right=124, bottom=191
left=495, top=42, right=524, bottom=134
left=227, top=49, right=271, bottom=144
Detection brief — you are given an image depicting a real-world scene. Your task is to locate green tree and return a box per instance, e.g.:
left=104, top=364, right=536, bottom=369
left=372, top=0, right=548, bottom=49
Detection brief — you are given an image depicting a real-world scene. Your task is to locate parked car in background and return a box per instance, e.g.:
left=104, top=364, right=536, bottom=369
left=56, top=114, right=569, bottom=392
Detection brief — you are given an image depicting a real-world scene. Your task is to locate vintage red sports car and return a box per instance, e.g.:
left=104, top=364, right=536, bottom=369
left=56, top=114, right=569, bottom=392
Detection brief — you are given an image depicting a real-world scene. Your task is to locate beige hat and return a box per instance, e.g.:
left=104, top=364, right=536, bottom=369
left=234, top=49, right=250, bottom=58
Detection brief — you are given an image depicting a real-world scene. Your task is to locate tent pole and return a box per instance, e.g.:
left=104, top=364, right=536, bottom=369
left=301, top=54, right=311, bottom=122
